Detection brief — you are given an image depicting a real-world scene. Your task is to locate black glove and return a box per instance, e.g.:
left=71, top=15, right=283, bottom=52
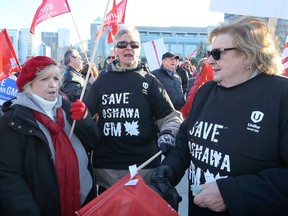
left=157, top=130, right=175, bottom=156
left=149, top=165, right=182, bottom=211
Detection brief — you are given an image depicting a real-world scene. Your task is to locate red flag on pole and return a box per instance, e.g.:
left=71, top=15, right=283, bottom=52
left=75, top=174, right=178, bottom=216
left=95, top=0, right=128, bottom=43
left=188, top=48, right=197, bottom=61
left=0, top=29, right=21, bottom=82
left=282, top=35, right=288, bottom=76
left=107, top=24, right=119, bottom=44
left=30, top=0, right=71, bottom=34
left=180, top=59, right=214, bottom=118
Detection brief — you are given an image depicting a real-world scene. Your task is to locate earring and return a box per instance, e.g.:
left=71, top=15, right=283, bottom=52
left=246, top=65, right=251, bottom=70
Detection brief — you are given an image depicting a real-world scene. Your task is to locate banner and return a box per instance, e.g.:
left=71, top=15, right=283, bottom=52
left=75, top=174, right=178, bottom=216
left=0, top=29, right=21, bottom=82
left=0, top=75, right=18, bottom=105
left=95, top=0, right=128, bottom=43
left=282, top=36, right=288, bottom=76
left=30, top=0, right=71, bottom=34
left=142, top=38, right=166, bottom=71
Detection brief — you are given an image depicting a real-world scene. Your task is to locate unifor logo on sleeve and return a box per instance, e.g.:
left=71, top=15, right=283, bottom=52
left=247, top=111, right=264, bottom=133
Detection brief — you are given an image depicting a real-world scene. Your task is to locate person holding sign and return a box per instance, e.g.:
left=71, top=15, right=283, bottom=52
left=0, top=56, right=100, bottom=215
left=150, top=16, right=288, bottom=215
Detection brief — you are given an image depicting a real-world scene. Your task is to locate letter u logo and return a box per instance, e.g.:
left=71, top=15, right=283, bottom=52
left=143, top=82, right=148, bottom=89
left=251, top=111, right=264, bottom=123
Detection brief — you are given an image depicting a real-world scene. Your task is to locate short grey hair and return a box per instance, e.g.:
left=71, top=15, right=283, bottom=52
left=113, top=26, right=141, bottom=47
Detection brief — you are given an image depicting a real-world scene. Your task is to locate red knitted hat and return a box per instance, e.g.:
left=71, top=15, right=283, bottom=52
left=16, top=56, right=57, bottom=91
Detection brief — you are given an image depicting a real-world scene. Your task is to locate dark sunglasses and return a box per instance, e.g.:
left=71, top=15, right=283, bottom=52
left=107, top=56, right=115, bottom=59
left=116, top=41, right=140, bottom=49
left=207, top=47, right=237, bottom=60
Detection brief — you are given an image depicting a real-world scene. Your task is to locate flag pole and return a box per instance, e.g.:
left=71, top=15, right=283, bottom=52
left=69, top=12, right=89, bottom=63
left=69, top=0, right=111, bottom=139
left=137, top=150, right=162, bottom=171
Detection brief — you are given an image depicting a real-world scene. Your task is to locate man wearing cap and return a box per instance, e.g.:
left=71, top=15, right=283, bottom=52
left=151, top=52, right=185, bottom=110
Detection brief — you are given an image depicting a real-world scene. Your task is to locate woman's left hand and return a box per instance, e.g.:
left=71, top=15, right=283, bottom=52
left=70, top=99, right=87, bottom=120
left=193, top=181, right=227, bottom=212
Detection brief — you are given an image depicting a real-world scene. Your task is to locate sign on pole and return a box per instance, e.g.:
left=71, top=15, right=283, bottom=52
left=142, top=38, right=166, bottom=71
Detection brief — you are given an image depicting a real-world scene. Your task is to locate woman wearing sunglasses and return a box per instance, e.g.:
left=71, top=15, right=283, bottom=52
left=82, top=26, right=183, bottom=198
left=150, top=16, right=288, bottom=215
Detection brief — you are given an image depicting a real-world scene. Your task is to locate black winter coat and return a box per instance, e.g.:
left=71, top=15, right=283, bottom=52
left=176, top=65, right=189, bottom=93
left=152, top=65, right=185, bottom=110
left=0, top=99, right=99, bottom=216
left=60, top=66, right=91, bottom=102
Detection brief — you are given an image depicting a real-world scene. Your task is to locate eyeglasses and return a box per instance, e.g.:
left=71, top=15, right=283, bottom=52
left=116, top=41, right=140, bottom=49
left=207, top=47, right=237, bottom=60
left=107, top=56, right=115, bottom=60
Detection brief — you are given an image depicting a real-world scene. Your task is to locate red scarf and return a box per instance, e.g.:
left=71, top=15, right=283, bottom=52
left=34, top=108, right=80, bottom=216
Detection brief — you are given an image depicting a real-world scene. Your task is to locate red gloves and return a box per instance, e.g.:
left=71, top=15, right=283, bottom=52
left=70, top=99, right=87, bottom=120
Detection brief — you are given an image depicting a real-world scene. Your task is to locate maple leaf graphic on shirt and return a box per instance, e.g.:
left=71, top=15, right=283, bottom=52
left=124, top=121, right=140, bottom=136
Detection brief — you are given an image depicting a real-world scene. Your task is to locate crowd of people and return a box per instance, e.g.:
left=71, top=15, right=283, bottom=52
left=1, top=15, right=288, bottom=216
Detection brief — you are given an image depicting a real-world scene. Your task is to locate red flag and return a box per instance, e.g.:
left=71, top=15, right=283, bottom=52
left=95, top=0, right=128, bottom=43
left=0, top=29, right=21, bottom=81
left=180, top=59, right=214, bottom=118
left=188, top=48, right=197, bottom=61
left=282, top=35, right=288, bottom=76
left=30, top=0, right=71, bottom=34
left=75, top=174, right=178, bottom=216
left=107, top=24, right=118, bottom=44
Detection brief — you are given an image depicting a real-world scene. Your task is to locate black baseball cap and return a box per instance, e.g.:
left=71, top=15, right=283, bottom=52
left=162, top=52, right=179, bottom=60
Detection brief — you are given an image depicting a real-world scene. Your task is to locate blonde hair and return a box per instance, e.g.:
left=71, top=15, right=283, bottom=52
left=23, top=64, right=62, bottom=92
left=82, top=63, right=99, bottom=78
left=208, top=16, right=283, bottom=75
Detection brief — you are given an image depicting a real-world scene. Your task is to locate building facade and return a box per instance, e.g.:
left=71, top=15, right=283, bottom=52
left=89, top=17, right=213, bottom=68
left=4, top=14, right=288, bottom=68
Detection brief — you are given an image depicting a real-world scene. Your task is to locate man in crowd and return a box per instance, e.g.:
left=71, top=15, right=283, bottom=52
left=151, top=52, right=185, bottom=110
left=60, top=49, right=93, bottom=102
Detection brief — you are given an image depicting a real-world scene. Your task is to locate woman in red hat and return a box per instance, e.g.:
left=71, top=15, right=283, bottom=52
left=0, top=56, right=99, bottom=216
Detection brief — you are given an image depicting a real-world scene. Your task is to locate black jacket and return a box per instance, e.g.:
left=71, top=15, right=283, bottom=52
left=0, top=99, right=99, bottom=216
left=163, top=74, right=288, bottom=215
left=60, top=66, right=91, bottom=102
left=152, top=65, right=185, bottom=110
left=176, top=65, right=189, bottom=93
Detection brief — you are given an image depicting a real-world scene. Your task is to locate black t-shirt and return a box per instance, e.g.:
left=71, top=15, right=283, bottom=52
left=164, top=73, right=288, bottom=215
left=84, top=66, right=174, bottom=169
